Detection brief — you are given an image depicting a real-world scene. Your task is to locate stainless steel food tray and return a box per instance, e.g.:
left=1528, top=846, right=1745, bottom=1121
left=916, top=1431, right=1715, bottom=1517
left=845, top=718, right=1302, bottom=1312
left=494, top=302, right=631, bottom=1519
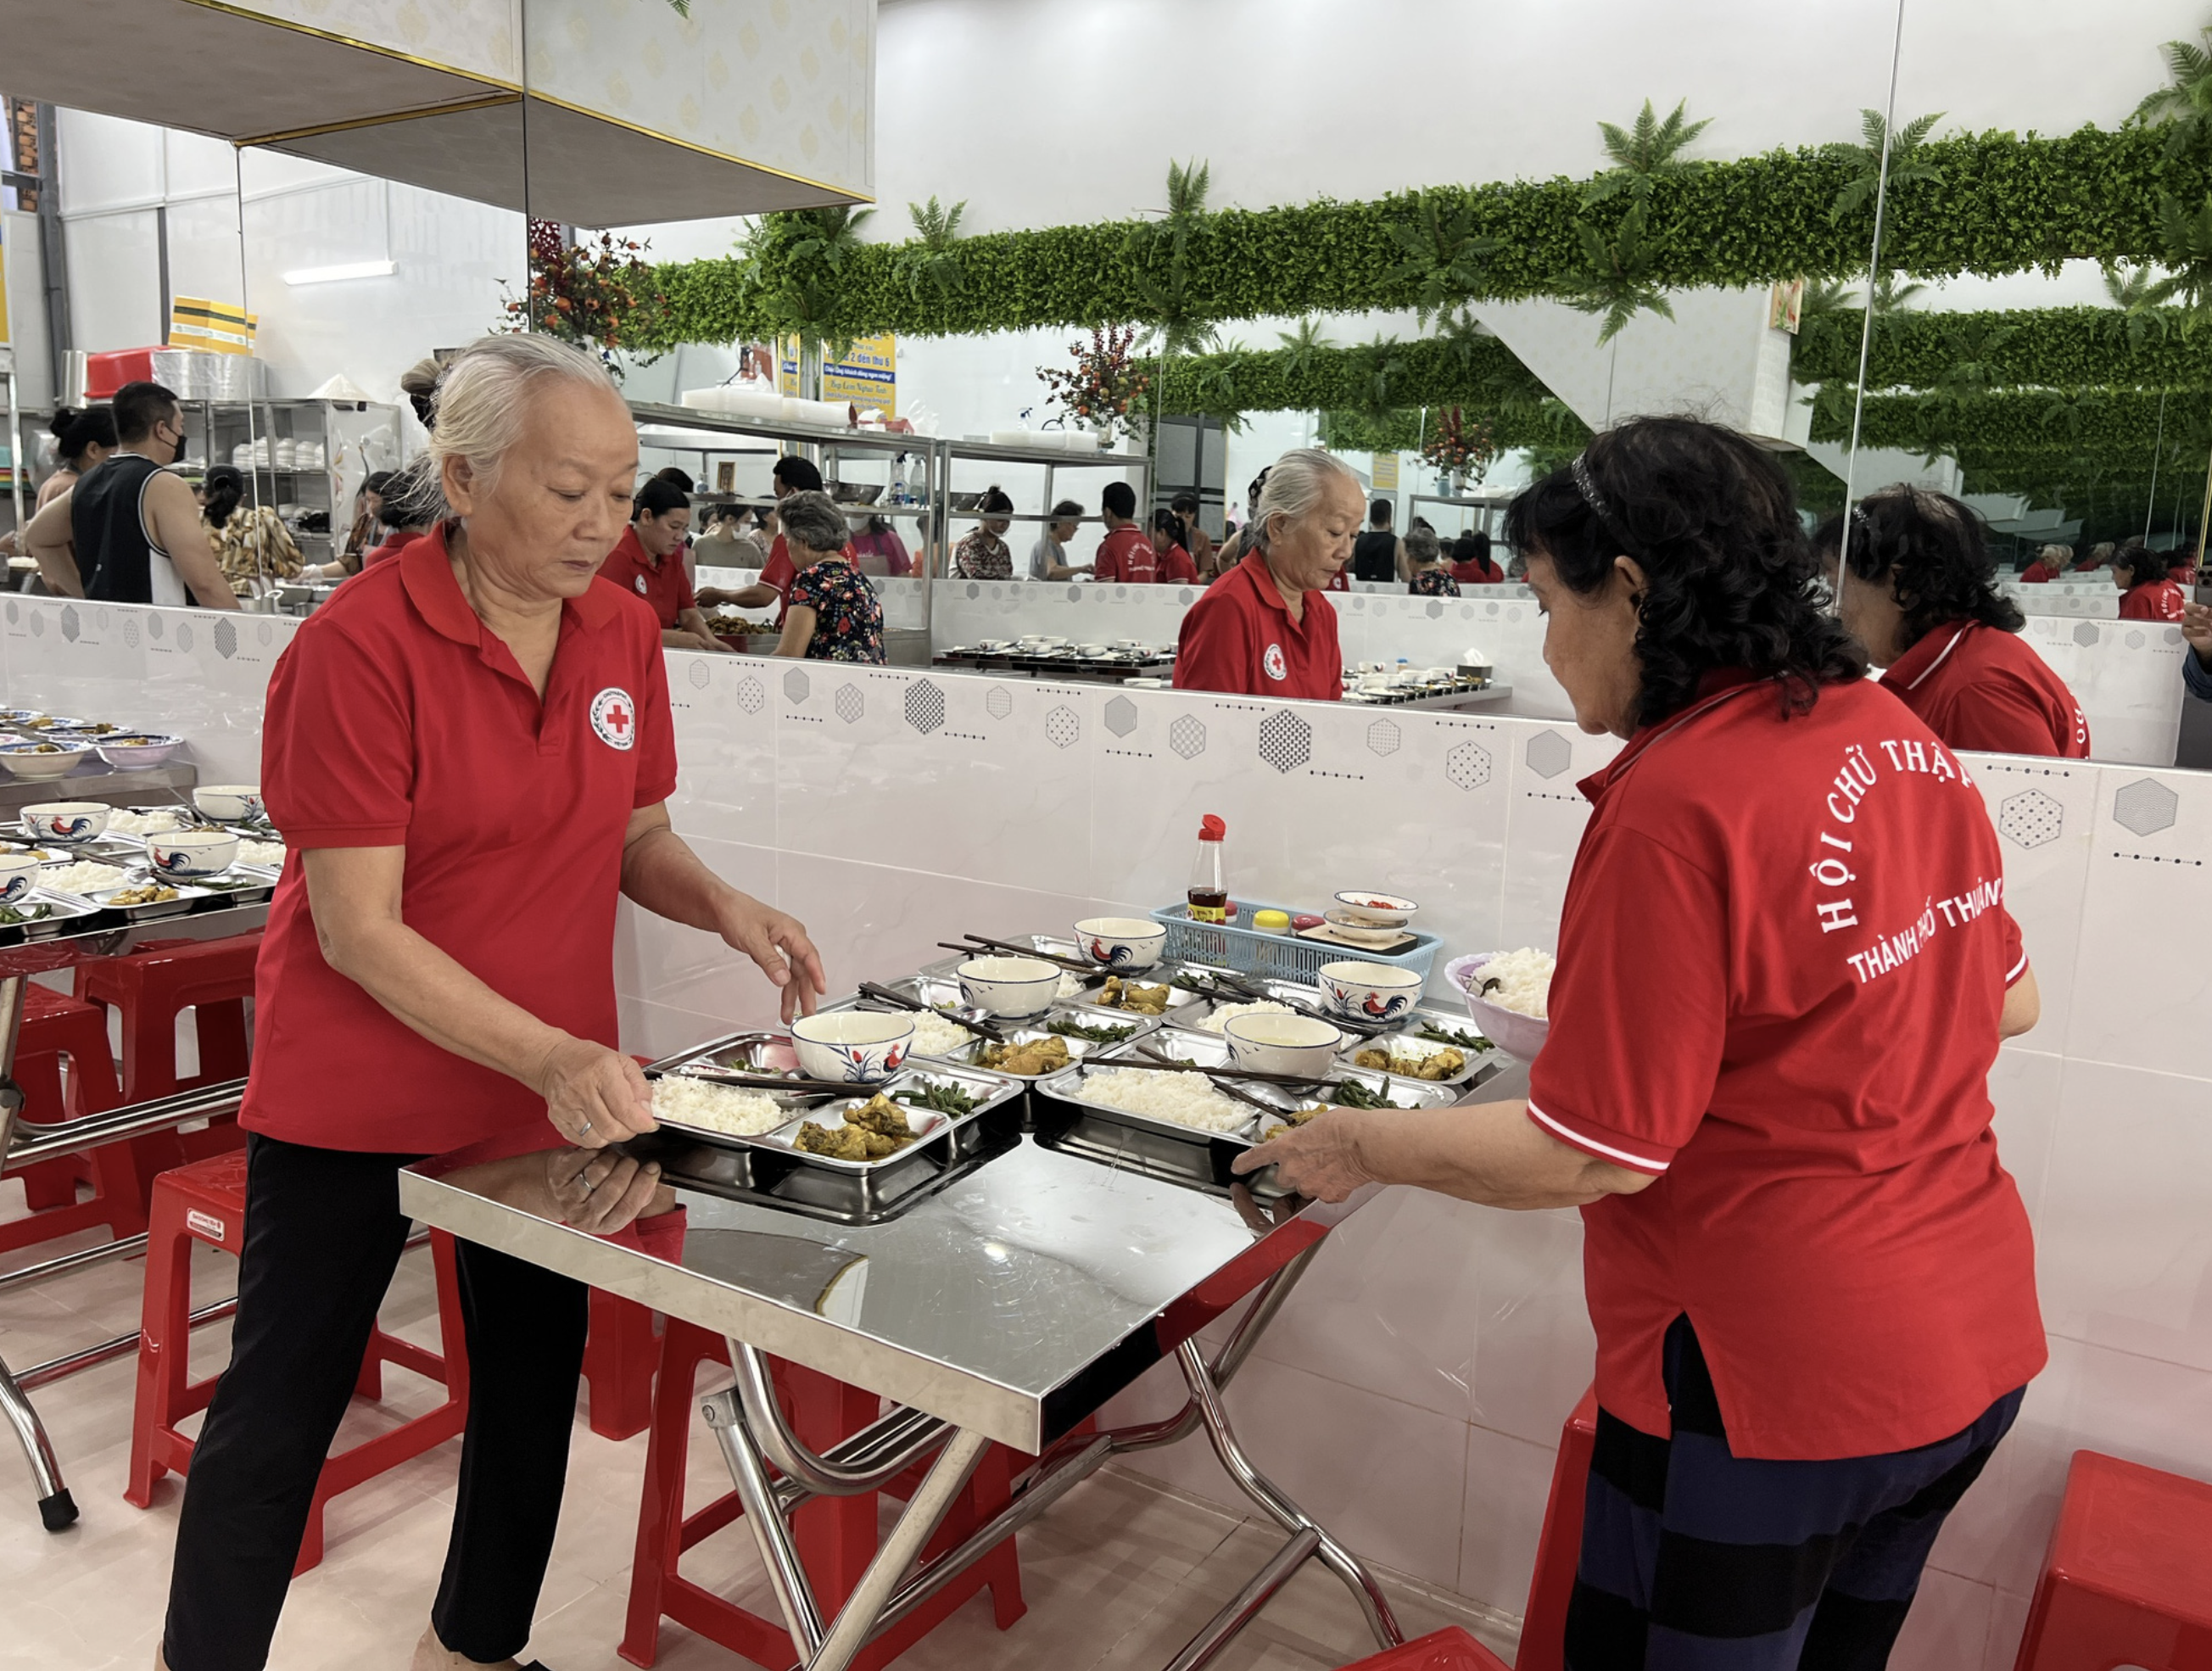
left=76, top=880, right=217, bottom=920
left=1031, top=1058, right=1275, bottom=1197
left=936, top=1024, right=1119, bottom=1078
left=627, top=1065, right=1026, bottom=1226
left=0, top=891, right=102, bottom=944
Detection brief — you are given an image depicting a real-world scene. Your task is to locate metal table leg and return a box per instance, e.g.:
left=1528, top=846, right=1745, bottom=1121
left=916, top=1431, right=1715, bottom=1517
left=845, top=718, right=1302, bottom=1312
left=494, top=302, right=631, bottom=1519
left=695, top=1240, right=1401, bottom=1671
left=0, top=972, right=74, bottom=1531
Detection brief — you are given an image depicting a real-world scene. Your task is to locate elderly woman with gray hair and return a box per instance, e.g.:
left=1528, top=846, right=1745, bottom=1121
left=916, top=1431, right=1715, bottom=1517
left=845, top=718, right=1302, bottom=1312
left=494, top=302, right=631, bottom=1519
left=1172, top=446, right=1362, bottom=698
left=154, top=333, right=825, bottom=1671
left=771, top=488, right=886, bottom=663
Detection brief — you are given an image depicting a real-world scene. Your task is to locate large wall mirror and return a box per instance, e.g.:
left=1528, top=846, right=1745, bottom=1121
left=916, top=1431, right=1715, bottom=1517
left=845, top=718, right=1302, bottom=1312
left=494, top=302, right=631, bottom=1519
left=1862, top=0, right=2212, bottom=768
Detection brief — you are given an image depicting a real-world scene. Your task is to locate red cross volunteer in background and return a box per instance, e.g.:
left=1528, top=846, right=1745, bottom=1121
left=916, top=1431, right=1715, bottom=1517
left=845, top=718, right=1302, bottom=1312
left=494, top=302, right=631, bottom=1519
left=1172, top=447, right=1359, bottom=700
left=599, top=474, right=730, bottom=654
left=1243, top=418, right=2043, bottom=1671
left=154, top=337, right=825, bottom=1671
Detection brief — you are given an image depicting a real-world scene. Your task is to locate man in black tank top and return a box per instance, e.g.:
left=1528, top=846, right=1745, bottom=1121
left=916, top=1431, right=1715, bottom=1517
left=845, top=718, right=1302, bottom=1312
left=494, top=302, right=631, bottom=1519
left=1350, top=498, right=1403, bottom=584
left=24, top=381, right=239, bottom=610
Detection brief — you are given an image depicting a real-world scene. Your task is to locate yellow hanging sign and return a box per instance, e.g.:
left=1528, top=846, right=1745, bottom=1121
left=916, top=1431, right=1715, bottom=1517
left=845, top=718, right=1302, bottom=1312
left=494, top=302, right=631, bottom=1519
left=779, top=333, right=897, bottom=418
left=1372, top=451, right=1399, bottom=491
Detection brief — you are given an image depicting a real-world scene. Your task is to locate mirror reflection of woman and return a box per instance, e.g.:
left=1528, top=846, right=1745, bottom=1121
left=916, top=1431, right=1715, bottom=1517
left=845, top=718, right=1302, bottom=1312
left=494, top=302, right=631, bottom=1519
left=2112, top=539, right=2187, bottom=623
left=1818, top=486, right=2088, bottom=757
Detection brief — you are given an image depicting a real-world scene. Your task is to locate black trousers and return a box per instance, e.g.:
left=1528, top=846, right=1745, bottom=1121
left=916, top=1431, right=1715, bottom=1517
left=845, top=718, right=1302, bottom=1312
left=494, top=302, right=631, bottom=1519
left=163, top=1134, right=589, bottom=1671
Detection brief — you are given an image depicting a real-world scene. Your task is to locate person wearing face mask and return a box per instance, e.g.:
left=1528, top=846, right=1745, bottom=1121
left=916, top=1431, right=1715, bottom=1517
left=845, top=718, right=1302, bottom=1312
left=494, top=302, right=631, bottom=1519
left=1171, top=448, right=1359, bottom=698
left=21, top=381, right=241, bottom=609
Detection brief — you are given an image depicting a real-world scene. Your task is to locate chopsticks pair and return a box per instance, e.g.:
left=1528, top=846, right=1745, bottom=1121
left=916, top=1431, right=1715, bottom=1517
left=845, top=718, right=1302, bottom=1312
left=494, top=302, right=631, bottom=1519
left=942, top=934, right=1098, bottom=975
left=857, top=981, right=1012, bottom=1044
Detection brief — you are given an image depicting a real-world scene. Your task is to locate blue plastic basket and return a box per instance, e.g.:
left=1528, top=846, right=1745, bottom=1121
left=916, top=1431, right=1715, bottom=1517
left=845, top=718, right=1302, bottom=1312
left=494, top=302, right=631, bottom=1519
left=1148, top=899, right=1440, bottom=984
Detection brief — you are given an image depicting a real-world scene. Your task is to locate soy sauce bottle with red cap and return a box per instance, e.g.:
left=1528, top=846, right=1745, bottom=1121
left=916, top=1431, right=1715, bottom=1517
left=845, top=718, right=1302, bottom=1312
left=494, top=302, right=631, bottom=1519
left=1187, top=814, right=1230, bottom=924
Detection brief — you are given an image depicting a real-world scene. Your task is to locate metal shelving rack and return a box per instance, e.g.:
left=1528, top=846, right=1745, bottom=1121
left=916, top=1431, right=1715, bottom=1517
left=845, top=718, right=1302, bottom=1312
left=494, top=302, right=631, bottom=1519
left=936, top=433, right=1151, bottom=576
left=627, top=401, right=946, bottom=639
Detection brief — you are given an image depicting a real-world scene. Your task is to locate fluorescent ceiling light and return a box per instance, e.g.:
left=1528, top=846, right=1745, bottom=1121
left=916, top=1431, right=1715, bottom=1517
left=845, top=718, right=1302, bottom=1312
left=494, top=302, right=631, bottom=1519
left=282, top=260, right=396, bottom=286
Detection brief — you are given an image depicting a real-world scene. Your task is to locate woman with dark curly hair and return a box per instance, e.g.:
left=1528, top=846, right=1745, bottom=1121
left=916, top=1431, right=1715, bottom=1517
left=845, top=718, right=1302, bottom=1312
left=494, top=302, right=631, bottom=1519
left=1815, top=485, right=2089, bottom=757
left=1242, top=416, right=2044, bottom=1671
left=2112, top=538, right=2187, bottom=623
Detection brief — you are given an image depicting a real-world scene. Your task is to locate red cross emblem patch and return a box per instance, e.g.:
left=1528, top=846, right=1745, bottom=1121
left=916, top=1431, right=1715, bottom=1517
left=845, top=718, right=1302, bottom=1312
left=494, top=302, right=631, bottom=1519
left=589, top=686, right=637, bottom=751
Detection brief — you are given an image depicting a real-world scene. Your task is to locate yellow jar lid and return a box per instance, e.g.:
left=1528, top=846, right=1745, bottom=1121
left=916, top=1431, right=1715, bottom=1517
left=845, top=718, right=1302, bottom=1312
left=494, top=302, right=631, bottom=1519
left=1251, top=908, right=1292, bottom=931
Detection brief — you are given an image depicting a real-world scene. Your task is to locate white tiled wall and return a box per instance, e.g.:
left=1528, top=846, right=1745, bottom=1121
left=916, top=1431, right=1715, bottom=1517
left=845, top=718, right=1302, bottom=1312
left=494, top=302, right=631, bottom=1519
left=6, top=592, right=2209, bottom=1668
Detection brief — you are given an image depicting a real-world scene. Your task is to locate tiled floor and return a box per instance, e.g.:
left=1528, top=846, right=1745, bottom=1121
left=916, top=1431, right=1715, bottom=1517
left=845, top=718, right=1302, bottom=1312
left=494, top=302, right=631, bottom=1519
left=0, top=1202, right=1519, bottom=1670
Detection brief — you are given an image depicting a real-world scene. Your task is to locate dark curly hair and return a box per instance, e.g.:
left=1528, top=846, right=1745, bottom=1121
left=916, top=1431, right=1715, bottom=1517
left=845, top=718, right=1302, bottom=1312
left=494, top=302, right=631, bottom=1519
left=2112, top=538, right=2174, bottom=586
left=1502, top=416, right=1866, bottom=728
left=1811, top=485, right=2024, bottom=651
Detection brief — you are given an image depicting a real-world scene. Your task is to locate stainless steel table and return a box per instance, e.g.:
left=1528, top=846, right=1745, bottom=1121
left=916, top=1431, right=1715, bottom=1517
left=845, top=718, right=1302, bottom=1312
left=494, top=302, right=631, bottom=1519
left=0, top=891, right=268, bottom=1530
left=403, top=1117, right=1408, bottom=1671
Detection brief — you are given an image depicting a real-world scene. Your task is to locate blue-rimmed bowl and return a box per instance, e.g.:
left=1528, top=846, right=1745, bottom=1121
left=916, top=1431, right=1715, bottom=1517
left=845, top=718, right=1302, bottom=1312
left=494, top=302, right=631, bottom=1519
left=0, top=853, right=42, bottom=905
left=21, top=802, right=111, bottom=844
left=97, top=734, right=184, bottom=768
left=790, top=1010, right=916, bottom=1085
left=1073, top=916, right=1167, bottom=970
left=147, top=830, right=240, bottom=879
left=1316, top=959, right=1423, bottom=1026
left=956, top=956, right=1063, bottom=1018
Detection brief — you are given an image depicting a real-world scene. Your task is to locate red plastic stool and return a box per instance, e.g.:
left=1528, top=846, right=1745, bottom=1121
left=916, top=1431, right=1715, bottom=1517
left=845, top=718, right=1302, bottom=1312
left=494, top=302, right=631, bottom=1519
left=75, top=931, right=260, bottom=1102
left=1517, top=1383, right=1600, bottom=1671
left=1343, top=1626, right=1511, bottom=1670
left=0, top=986, right=144, bottom=1255
left=619, top=1315, right=1025, bottom=1668
left=2013, top=1450, right=2212, bottom=1670
left=124, top=1149, right=470, bottom=1574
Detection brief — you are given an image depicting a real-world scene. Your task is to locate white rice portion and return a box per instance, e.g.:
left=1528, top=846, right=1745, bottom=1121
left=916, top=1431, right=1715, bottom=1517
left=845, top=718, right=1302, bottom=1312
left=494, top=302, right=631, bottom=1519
left=908, top=1012, right=976, bottom=1056
left=235, top=838, right=287, bottom=868
left=105, top=809, right=184, bottom=836
left=41, top=860, right=128, bottom=896
left=1471, top=947, right=1555, bottom=1019
left=1197, top=999, right=1292, bottom=1036
left=1076, top=1067, right=1251, bottom=1132
left=651, top=1076, right=790, bottom=1137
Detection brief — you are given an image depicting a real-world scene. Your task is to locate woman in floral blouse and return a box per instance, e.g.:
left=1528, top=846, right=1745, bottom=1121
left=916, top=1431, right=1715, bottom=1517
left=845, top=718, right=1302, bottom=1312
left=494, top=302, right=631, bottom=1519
left=1405, top=526, right=1461, bottom=598
left=774, top=490, right=885, bottom=664
left=199, top=464, right=304, bottom=589
left=952, top=487, right=1015, bottom=579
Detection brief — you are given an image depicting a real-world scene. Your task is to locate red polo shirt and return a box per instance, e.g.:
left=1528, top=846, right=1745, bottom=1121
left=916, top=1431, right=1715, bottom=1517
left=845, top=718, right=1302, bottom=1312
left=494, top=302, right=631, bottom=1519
left=1158, top=543, right=1198, bottom=584
left=2019, top=561, right=2055, bottom=584
left=2119, top=579, right=2186, bottom=622
left=1527, top=674, right=2043, bottom=1461
left=243, top=525, right=678, bottom=1154
left=364, top=530, right=421, bottom=567
left=1095, top=524, right=1157, bottom=584
left=1450, top=556, right=1505, bottom=585
left=1173, top=554, right=1341, bottom=701
left=598, top=523, right=696, bottom=630
left=1881, top=621, right=2089, bottom=757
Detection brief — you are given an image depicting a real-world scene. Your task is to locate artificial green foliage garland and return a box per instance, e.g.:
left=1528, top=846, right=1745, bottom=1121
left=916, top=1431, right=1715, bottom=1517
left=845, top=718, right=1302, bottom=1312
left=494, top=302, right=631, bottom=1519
left=1793, top=305, right=2212, bottom=390
left=634, top=126, right=2212, bottom=354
